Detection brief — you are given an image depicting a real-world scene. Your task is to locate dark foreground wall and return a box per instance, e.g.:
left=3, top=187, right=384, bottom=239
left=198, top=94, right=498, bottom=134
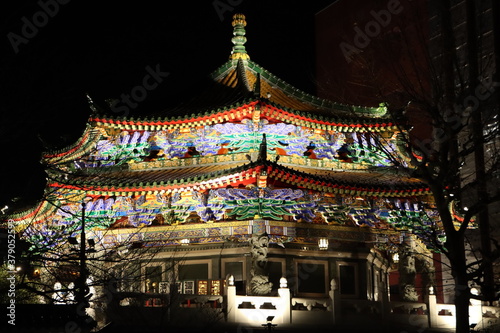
left=1, top=304, right=92, bottom=333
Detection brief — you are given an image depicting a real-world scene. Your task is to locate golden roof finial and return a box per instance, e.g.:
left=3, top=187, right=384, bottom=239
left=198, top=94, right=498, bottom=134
left=230, top=14, right=250, bottom=60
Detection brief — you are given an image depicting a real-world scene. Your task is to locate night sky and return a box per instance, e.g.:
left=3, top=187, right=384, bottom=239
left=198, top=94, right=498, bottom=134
left=0, top=0, right=335, bottom=210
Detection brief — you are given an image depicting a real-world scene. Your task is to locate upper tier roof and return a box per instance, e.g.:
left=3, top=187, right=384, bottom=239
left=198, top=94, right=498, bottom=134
left=41, top=14, right=395, bottom=169
left=88, top=13, right=387, bottom=122
left=208, top=59, right=387, bottom=118
left=42, top=14, right=394, bottom=163
left=46, top=156, right=428, bottom=197
left=201, top=13, right=388, bottom=118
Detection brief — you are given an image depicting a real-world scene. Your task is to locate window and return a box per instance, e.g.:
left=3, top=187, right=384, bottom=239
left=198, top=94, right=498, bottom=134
left=177, top=259, right=212, bottom=295
left=225, top=262, right=243, bottom=281
left=178, top=263, right=209, bottom=280
left=223, top=258, right=245, bottom=295
left=338, top=262, right=358, bottom=298
left=145, top=265, right=162, bottom=293
left=177, top=259, right=211, bottom=279
left=268, top=259, right=285, bottom=294
left=295, top=259, right=328, bottom=297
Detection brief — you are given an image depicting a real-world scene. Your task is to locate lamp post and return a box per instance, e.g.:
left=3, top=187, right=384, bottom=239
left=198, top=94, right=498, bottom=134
left=262, top=316, right=277, bottom=332
left=75, top=202, right=88, bottom=302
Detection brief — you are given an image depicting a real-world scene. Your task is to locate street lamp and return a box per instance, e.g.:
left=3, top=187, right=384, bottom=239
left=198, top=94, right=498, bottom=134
left=75, top=202, right=89, bottom=305
left=262, top=316, right=277, bottom=332
left=73, top=201, right=95, bottom=331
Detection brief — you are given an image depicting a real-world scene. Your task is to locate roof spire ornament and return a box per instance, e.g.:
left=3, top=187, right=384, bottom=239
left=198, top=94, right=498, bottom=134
left=86, top=93, right=98, bottom=113
left=230, top=14, right=250, bottom=60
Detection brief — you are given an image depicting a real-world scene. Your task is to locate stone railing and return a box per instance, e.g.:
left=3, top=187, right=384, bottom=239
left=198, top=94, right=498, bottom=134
left=177, top=294, right=224, bottom=308
left=128, top=152, right=251, bottom=170
left=111, top=283, right=500, bottom=331
left=390, top=301, right=428, bottom=315
left=475, top=305, right=500, bottom=331
left=342, top=299, right=384, bottom=315
left=291, top=297, right=331, bottom=311
left=387, top=293, right=500, bottom=331
left=125, top=151, right=372, bottom=171
left=277, top=154, right=368, bottom=170
left=226, top=285, right=291, bottom=325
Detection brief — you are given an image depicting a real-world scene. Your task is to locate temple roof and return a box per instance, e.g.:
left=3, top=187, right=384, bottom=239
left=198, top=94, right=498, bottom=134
left=4, top=14, right=454, bottom=253
left=46, top=158, right=429, bottom=198
left=41, top=13, right=393, bottom=163
left=88, top=13, right=388, bottom=121
left=86, top=99, right=396, bottom=131
left=209, top=59, right=387, bottom=117
left=212, top=13, right=387, bottom=118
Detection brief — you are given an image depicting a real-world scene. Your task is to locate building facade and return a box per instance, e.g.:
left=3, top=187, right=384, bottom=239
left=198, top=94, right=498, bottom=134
left=7, top=13, right=498, bottom=332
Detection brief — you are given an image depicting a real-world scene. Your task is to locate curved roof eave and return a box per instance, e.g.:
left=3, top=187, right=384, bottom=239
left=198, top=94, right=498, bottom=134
left=47, top=159, right=430, bottom=199
left=41, top=125, right=103, bottom=165
left=211, top=59, right=389, bottom=118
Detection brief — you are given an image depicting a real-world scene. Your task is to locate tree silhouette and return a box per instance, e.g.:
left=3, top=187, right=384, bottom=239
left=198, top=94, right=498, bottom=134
left=319, top=1, right=500, bottom=332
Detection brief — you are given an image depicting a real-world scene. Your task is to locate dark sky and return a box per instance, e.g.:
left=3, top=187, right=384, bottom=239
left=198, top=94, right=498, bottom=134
left=0, top=0, right=335, bottom=210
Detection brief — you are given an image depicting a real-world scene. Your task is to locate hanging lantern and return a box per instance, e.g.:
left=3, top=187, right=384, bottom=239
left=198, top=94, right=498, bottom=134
left=392, top=253, right=400, bottom=263
left=318, top=238, right=329, bottom=250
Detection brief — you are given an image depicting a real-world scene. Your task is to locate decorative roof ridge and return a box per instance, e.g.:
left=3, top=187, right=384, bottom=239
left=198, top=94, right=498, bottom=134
left=5, top=199, right=58, bottom=224
left=254, top=160, right=429, bottom=191
left=75, top=163, right=130, bottom=175
left=89, top=98, right=261, bottom=124
left=236, top=58, right=252, bottom=92
left=88, top=97, right=396, bottom=131
left=47, top=158, right=430, bottom=197
left=201, top=155, right=429, bottom=192
left=210, top=59, right=238, bottom=81
left=258, top=99, right=395, bottom=124
left=245, top=60, right=389, bottom=118
left=208, top=59, right=388, bottom=119
left=50, top=162, right=249, bottom=189
left=3, top=202, right=41, bottom=221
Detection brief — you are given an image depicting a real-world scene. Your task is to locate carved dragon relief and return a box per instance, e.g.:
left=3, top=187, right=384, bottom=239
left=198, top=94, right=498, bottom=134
left=249, top=233, right=273, bottom=295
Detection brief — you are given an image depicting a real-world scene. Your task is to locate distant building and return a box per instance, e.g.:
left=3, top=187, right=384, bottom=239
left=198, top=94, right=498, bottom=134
left=315, top=0, right=500, bottom=308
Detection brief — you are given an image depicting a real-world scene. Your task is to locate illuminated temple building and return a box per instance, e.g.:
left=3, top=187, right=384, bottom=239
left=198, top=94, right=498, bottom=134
left=9, top=13, right=485, bottom=332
